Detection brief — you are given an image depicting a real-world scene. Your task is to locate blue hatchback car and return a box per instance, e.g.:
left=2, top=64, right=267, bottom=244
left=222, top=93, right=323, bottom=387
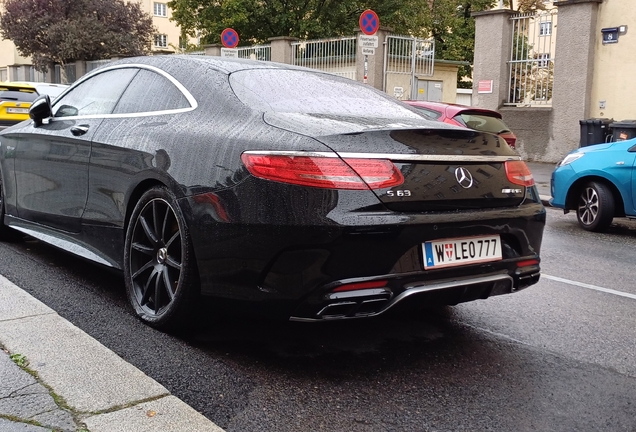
left=551, top=139, right=636, bottom=231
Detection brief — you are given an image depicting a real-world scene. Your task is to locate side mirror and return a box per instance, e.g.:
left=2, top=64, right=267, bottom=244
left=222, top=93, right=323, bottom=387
left=29, top=94, right=52, bottom=127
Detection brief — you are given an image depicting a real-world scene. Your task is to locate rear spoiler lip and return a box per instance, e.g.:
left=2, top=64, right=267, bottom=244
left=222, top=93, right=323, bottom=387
left=241, top=150, right=522, bottom=163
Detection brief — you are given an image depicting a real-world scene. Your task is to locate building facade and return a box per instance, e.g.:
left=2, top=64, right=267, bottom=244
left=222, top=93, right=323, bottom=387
left=473, top=0, right=636, bottom=162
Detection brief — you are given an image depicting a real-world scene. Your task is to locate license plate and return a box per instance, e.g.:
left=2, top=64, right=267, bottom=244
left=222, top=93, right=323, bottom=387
left=7, top=108, right=28, bottom=114
left=423, top=235, right=502, bottom=269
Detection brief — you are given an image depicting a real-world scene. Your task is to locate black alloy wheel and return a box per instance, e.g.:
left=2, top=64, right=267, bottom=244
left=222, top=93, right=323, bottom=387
left=576, top=181, right=615, bottom=232
left=124, top=186, right=199, bottom=330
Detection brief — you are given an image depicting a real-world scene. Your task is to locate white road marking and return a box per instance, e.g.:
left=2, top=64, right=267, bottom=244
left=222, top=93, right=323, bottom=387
left=543, top=274, right=636, bottom=300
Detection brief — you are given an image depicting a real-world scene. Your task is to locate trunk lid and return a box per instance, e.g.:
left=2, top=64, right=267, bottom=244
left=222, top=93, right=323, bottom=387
left=263, top=112, right=527, bottom=211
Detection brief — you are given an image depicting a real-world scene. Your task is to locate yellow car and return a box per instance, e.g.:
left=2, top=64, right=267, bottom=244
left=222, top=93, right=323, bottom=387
left=0, top=82, right=39, bottom=127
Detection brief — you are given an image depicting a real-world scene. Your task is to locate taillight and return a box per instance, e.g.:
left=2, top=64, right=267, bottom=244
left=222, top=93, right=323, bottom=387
left=500, top=133, right=516, bottom=149
left=241, top=153, right=404, bottom=190
left=516, top=259, right=539, bottom=267
left=332, top=280, right=388, bottom=292
left=505, top=160, right=534, bottom=187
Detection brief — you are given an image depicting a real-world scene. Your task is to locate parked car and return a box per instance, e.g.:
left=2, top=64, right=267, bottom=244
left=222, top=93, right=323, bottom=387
left=404, top=100, right=517, bottom=149
left=0, top=56, right=545, bottom=330
left=22, top=82, right=70, bottom=99
left=551, top=139, right=636, bottom=231
left=0, top=82, right=39, bottom=127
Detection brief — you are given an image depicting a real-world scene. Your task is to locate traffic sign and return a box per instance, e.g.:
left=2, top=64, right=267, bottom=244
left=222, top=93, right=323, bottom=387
left=358, top=35, right=378, bottom=48
left=359, top=10, right=380, bottom=36
left=221, top=28, right=239, bottom=48
left=221, top=48, right=239, bottom=58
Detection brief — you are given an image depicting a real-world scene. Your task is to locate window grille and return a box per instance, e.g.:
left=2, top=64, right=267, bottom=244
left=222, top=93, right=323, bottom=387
left=155, top=34, right=168, bottom=48
left=154, top=3, right=167, bottom=17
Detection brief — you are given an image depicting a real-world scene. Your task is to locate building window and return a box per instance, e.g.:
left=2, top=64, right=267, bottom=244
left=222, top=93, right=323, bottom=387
left=154, top=2, right=167, bottom=17
left=154, top=34, right=167, bottom=48
left=539, top=21, right=552, bottom=36
left=537, top=53, right=551, bottom=68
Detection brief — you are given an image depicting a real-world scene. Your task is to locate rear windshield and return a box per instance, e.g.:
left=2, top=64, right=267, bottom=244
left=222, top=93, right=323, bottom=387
left=230, top=69, right=422, bottom=119
left=410, top=106, right=443, bottom=120
left=454, top=113, right=510, bottom=134
left=0, top=89, right=38, bottom=102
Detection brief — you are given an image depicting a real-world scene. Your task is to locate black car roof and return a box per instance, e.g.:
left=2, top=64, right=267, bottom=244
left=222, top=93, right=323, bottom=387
left=107, top=54, right=302, bottom=75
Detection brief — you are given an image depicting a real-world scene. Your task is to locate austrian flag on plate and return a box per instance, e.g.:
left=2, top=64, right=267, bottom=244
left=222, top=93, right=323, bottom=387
left=423, top=235, right=502, bottom=269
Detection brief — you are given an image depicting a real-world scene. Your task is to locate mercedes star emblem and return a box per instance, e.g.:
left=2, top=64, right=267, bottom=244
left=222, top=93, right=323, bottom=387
left=455, top=167, right=474, bottom=189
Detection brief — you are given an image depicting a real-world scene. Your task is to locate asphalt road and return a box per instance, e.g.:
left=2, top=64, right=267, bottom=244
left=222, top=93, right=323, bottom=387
left=1, top=208, right=635, bottom=431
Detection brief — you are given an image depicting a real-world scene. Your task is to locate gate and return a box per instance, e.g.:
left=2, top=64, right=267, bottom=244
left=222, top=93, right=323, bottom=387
left=384, top=35, right=435, bottom=100
left=507, top=10, right=557, bottom=106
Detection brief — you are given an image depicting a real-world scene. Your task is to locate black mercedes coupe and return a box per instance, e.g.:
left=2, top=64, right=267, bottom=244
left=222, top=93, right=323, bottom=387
left=0, top=56, right=545, bottom=329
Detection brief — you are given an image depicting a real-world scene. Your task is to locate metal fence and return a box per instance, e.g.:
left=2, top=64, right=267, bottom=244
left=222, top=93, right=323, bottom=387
left=28, top=66, right=47, bottom=82
left=53, top=64, right=77, bottom=84
left=385, top=35, right=435, bottom=77
left=507, top=10, right=557, bottom=106
left=291, top=37, right=357, bottom=80
left=87, top=59, right=112, bottom=73
left=237, top=45, right=271, bottom=62
left=383, top=35, right=435, bottom=100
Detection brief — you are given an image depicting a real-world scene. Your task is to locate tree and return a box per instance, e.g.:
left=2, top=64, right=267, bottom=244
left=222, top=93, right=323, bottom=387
left=504, top=0, right=548, bottom=11
left=422, top=0, right=548, bottom=87
left=0, top=0, right=155, bottom=82
left=168, top=0, right=431, bottom=45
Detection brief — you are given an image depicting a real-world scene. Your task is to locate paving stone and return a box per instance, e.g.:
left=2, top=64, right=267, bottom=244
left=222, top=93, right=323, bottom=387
left=0, top=351, right=38, bottom=398
left=0, top=417, right=51, bottom=431
left=0, top=393, right=58, bottom=420
left=32, top=409, right=76, bottom=432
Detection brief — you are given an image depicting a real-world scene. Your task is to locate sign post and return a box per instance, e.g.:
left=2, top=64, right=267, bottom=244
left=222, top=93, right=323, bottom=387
left=221, top=28, right=239, bottom=57
left=359, top=10, right=380, bottom=84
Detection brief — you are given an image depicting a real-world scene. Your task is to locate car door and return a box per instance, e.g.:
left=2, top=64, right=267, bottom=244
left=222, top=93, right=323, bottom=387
left=12, top=68, right=138, bottom=233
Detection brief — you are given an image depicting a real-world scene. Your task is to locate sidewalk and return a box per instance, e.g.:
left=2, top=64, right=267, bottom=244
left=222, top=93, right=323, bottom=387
left=527, top=161, right=554, bottom=206
left=0, top=275, right=224, bottom=432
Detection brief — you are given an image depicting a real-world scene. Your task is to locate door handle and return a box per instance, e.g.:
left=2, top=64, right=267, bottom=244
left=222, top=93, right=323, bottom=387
left=70, top=125, right=89, bottom=136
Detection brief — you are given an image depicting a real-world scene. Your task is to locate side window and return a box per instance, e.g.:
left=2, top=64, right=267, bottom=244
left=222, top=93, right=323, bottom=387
left=112, top=69, right=190, bottom=114
left=52, top=68, right=138, bottom=117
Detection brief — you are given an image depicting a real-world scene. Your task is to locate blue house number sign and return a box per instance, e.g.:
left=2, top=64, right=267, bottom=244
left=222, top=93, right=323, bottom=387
left=601, top=27, right=619, bottom=44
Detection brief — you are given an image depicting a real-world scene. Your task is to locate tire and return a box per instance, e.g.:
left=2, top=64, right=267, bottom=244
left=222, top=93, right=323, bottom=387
left=124, top=186, right=199, bottom=330
left=576, top=181, right=615, bottom=232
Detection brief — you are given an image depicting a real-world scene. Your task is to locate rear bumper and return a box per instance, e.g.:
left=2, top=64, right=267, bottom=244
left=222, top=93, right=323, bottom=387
left=182, top=184, right=545, bottom=316
left=290, top=261, right=540, bottom=321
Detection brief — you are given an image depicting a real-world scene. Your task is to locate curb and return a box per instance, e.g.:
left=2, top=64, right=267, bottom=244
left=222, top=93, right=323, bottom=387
left=0, top=275, right=224, bottom=432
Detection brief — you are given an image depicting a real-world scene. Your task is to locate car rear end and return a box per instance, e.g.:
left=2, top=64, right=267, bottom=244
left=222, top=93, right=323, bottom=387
left=0, top=83, right=38, bottom=127
left=186, top=67, right=544, bottom=321
left=268, top=128, right=543, bottom=320
left=217, top=128, right=544, bottom=322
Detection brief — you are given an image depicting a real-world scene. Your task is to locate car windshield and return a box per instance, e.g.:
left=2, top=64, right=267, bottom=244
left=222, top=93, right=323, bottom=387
left=230, top=69, right=422, bottom=119
left=0, top=89, right=38, bottom=102
left=454, top=113, right=511, bottom=134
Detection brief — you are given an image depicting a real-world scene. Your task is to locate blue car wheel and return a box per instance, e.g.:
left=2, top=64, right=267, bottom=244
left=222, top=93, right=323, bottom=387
left=577, top=181, right=615, bottom=232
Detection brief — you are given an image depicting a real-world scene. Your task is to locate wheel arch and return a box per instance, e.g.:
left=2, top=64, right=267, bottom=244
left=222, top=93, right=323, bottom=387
left=565, top=176, right=626, bottom=217
left=123, top=179, right=166, bottom=237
